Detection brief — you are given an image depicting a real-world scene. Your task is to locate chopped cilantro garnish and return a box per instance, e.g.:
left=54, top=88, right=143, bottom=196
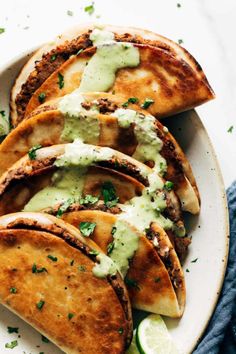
left=154, top=277, right=161, bottom=283
left=159, top=161, right=167, bottom=176
left=67, top=10, right=73, bottom=16
left=47, top=255, right=57, bottom=262
left=128, top=97, right=139, bottom=104
left=178, top=39, right=184, bottom=45
left=80, top=194, right=99, bottom=205
left=57, top=72, right=64, bottom=89
left=191, top=258, right=198, bottom=263
left=41, top=335, right=50, bottom=343
left=5, top=340, right=18, bottom=349
left=122, top=97, right=139, bottom=108
left=177, top=3, right=181, bottom=7
left=56, top=198, right=74, bottom=217
left=101, top=181, right=119, bottom=208
left=7, top=326, right=19, bottom=334
left=107, top=242, right=114, bottom=255
left=125, top=277, right=140, bottom=290
left=36, top=300, right=45, bottom=310
left=38, top=92, right=46, bottom=104
left=28, top=144, right=42, bottom=160
left=79, top=222, right=96, bottom=237
left=89, top=249, right=99, bottom=256
left=141, top=98, right=155, bottom=109
left=0, top=28, right=5, bottom=34
left=111, top=226, right=117, bottom=235
left=68, top=313, right=74, bottom=320
left=10, top=287, right=17, bottom=294
left=0, top=110, right=5, bottom=116
left=78, top=265, right=86, bottom=272
left=32, top=263, right=47, bottom=274
left=186, top=268, right=190, bottom=273
left=70, top=259, right=74, bottom=266
left=118, top=327, right=124, bottom=334
left=164, top=181, right=174, bottom=191
left=84, top=3, right=95, bottom=15
left=50, top=54, right=57, bottom=62
left=77, top=48, right=84, bottom=56
left=227, top=125, right=234, bottom=133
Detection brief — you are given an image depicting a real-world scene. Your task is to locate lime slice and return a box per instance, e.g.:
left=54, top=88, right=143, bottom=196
left=136, top=314, right=179, bottom=354
left=126, top=330, right=140, bottom=354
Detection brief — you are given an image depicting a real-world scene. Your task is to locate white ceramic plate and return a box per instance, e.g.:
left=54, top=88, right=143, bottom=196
left=0, top=51, right=229, bottom=354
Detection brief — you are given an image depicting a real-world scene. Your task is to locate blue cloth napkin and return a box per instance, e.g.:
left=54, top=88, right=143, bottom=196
left=194, top=181, right=236, bottom=354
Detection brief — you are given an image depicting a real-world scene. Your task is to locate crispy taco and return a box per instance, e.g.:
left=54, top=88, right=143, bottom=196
left=11, top=25, right=214, bottom=125
left=0, top=92, right=200, bottom=213
left=0, top=212, right=132, bottom=353
left=48, top=206, right=186, bottom=317
left=0, top=141, right=190, bottom=258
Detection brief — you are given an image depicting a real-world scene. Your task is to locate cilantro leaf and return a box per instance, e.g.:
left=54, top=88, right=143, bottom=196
left=101, top=181, right=119, bottom=208
left=57, top=72, right=64, bottom=89
left=38, top=92, right=46, bottom=103
left=141, top=98, right=155, bottom=109
left=47, top=255, right=57, bottom=262
left=28, top=145, right=42, bottom=160
left=79, top=222, right=96, bottom=237
left=32, top=263, right=47, bottom=274
left=164, top=181, right=174, bottom=191
left=122, top=97, right=139, bottom=107
left=10, top=287, right=17, bottom=294
left=41, top=335, right=50, bottom=343
left=56, top=198, right=74, bottom=217
left=84, top=3, right=95, bottom=15
left=5, top=340, right=18, bottom=349
left=68, top=313, right=74, bottom=320
left=7, top=326, right=19, bottom=334
left=107, top=242, right=114, bottom=255
left=36, top=300, right=45, bottom=310
left=50, top=54, right=57, bottom=62
left=79, top=194, right=99, bottom=205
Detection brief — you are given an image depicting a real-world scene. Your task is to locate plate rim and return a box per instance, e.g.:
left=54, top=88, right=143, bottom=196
left=186, top=110, right=230, bottom=353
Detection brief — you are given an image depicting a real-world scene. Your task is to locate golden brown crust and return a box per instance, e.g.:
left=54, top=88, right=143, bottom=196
left=0, top=92, right=199, bottom=213
left=0, top=214, right=132, bottom=353
left=59, top=209, right=185, bottom=317
left=0, top=144, right=182, bottom=225
left=12, top=28, right=214, bottom=125
left=23, top=43, right=214, bottom=120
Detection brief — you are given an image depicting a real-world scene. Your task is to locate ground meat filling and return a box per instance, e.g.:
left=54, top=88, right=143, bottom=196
left=14, top=30, right=175, bottom=125
left=146, top=227, right=184, bottom=290
left=81, top=98, right=118, bottom=114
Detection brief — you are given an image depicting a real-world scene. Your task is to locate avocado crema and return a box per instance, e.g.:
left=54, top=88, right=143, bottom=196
left=112, top=108, right=167, bottom=175
left=78, top=28, right=140, bottom=92
left=23, top=140, right=179, bottom=278
left=58, top=91, right=167, bottom=173
left=59, top=90, right=100, bottom=143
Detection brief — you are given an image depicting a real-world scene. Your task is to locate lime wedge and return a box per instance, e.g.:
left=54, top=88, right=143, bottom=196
left=136, top=314, right=179, bottom=354
left=126, top=330, right=140, bottom=354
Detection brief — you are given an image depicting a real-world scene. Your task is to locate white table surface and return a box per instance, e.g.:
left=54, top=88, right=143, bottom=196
left=0, top=0, right=235, bottom=188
